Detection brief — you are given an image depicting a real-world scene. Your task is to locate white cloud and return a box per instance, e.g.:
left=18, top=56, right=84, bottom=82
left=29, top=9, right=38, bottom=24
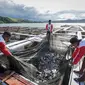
left=58, top=13, right=76, bottom=20
left=12, top=0, right=85, bottom=13
left=0, top=0, right=41, bottom=21
left=0, top=0, right=85, bottom=21
left=81, top=13, right=85, bottom=17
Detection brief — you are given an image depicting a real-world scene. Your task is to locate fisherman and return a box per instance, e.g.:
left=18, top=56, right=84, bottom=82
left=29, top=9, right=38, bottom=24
left=46, top=20, right=53, bottom=42
left=0, top=32, right=12, bottom=56
left=70, top=37, right=85, bottom=82
left=0, top=32, right=23, bottom=74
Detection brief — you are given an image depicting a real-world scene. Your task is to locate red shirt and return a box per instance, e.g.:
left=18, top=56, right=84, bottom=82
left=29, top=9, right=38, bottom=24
left=46, top=24, right=53, bottom=32
left=72, top=39, right=85, bottom=64
left=0, top=35, right=12, bottom=56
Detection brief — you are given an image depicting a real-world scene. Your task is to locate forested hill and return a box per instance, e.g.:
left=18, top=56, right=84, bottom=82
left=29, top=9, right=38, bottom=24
left=1, top=16, right=85, bottom=23
left=0, top=16, right=33, bottom=23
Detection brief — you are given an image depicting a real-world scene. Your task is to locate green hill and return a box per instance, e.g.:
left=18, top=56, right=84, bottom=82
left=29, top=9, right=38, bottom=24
left=0, top=16, right=33, bottom=23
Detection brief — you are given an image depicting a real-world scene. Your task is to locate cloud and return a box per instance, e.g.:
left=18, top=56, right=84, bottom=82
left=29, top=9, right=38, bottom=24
left=57, top=13, right=77, bottom=20
left=0, top=0, right=85, bottom=21
left=55, top=10, right=85, bottom=20
left=0, top=0, right=40, bottom=21
left=80, top=13, right=85, bottom=19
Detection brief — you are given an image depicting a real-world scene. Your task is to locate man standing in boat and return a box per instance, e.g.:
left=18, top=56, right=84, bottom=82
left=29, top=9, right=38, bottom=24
left=70, top=37, right=85, bottom=82
left=0, top=32, right=23, bottom=73
left=46, top=20, right=53, bottom=43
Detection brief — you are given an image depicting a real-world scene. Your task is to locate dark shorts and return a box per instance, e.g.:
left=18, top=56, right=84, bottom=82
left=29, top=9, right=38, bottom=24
left=47, top=31, right=51, bottom=36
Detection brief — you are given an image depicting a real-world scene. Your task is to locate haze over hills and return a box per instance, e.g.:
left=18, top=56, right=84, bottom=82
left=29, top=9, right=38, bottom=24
left=53, top=19, right=85, bottom=23
left=0, top=16, right=34, bottom=23
left=0, top=16, right=85, bottom=23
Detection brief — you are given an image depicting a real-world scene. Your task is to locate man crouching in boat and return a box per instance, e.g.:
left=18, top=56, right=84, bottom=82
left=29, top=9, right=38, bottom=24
left=0, top=32, right=23, bottom=74
left=70, top=37, right=85, bottom=82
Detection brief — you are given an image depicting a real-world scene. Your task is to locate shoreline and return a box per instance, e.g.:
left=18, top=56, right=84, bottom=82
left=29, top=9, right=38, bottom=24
left=0, top=27, right=46, bottom=35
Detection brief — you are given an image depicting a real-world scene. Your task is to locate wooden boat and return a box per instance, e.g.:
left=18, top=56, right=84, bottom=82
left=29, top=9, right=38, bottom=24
left=0, top=71, right=37, bottom=85
left=1, top=25, right=85, bottom=85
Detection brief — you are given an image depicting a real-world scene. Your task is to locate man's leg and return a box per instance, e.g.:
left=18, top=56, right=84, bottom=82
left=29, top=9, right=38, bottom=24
left=0, top=64, right=7, bottom=73
left=47, top=31, right=50, bottom=43
left=74, top=57, right=85, bottom=74
left=74, top=71, right=85, bottom=82
left=7, top=56, right=25, bottom=74
left=0, top=56, right=9, bottom=73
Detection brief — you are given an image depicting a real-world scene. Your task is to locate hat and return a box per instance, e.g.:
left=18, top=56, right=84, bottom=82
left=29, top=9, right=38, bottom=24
left=70, top=37, right=78, bottom=44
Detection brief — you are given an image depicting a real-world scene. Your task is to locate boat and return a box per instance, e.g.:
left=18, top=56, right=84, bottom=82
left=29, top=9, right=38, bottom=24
left=0, top=71, right=37, bottom=85
left=0, top=25, right=85, bottom=85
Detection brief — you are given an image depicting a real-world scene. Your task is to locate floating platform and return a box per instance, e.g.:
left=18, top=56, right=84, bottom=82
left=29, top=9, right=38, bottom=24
left=0, top=25, right=85, bottom=85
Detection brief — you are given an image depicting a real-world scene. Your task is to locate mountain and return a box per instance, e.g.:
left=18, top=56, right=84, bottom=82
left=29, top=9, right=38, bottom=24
left=0, top=16, right=33, bottom=23
left=1, top=16, right=85, bottom=23
left=52, top=19, right=85, bottom=23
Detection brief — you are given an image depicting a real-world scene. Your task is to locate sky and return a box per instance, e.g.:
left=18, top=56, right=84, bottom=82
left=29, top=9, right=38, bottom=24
left=0, top=0, right=85, bottom=21
left=13, top=0, right=85, bottom=13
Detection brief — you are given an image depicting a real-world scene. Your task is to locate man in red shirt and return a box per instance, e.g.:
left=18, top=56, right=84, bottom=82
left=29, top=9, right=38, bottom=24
left=70, top=37, right=85, bottom=82
left=0, top=32, right=12, bottom=56
left=46, top=20, right=53, bottom=43
left=46, top=20, right=53, bottom=33
left=0, top=32, right=23, bottom=73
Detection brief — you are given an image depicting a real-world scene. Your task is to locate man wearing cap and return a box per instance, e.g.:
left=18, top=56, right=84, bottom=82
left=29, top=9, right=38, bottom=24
left=70, top=37, right=85, bottom=82
left=0, top=32, right=23, bottom=74
left=0, top=32, right=12, bottom=56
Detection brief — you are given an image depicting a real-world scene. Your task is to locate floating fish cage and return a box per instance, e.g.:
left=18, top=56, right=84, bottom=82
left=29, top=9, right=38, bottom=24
left=1, top=26, right=85, bottom=85
left=11, top=34, right=73, bottom=85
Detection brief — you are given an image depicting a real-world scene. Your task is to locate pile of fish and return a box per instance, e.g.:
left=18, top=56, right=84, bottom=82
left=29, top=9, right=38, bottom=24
left=28, top=41, right=70, bottom=85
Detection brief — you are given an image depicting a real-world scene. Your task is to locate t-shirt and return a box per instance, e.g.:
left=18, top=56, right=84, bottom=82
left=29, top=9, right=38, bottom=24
left=0, top=35, right=11, bottom=56
left=46, top=24, right=53, bottom=32
left=72, top=38, right=85, bottom=64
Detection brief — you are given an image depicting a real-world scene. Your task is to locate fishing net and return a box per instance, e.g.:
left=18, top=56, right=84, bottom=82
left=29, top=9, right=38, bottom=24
left=0, top=36, right=72, bottom=85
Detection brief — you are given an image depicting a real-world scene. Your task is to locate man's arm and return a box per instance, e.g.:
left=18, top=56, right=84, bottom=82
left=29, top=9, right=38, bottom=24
left=50, top=24, right=53, bottom=32
left=72, top=47, right=85, bottom=64
left=46, top=24, right=48, bottom=30
left=0, top=42, right=12, bottom=56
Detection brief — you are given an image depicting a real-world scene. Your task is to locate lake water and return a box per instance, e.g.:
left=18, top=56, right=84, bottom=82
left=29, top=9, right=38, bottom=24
left=0, top=23, right=85, bottom=28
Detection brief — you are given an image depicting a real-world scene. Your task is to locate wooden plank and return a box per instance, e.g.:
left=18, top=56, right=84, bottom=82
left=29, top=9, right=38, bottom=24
left=0, top=71, right=37, bottom=85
